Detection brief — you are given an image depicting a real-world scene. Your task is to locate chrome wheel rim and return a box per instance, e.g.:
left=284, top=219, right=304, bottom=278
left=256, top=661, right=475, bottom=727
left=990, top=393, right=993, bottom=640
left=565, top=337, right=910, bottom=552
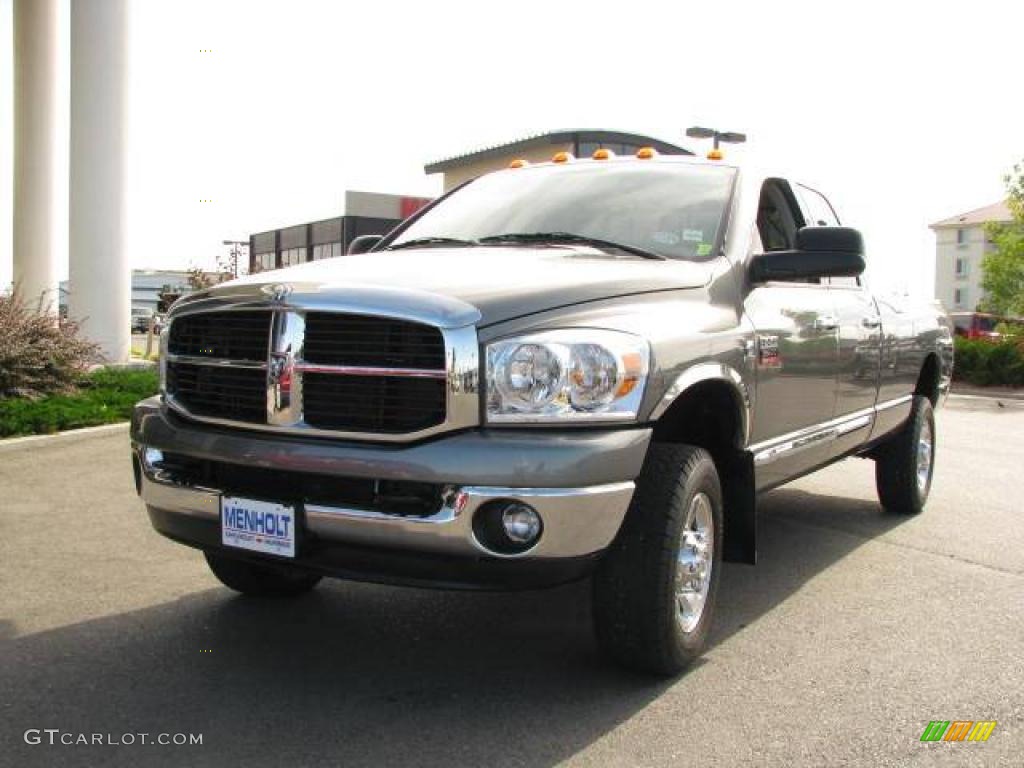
left=916, top=418, right=933, bottom=494
left=676, top=492, right=714, bottom=633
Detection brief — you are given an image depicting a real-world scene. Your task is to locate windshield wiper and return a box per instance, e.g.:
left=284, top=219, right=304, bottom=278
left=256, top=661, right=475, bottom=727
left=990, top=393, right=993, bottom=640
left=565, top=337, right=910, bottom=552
left=386, top=236, right=477, bottom=250
left=478, top=232, right=666, bottom=260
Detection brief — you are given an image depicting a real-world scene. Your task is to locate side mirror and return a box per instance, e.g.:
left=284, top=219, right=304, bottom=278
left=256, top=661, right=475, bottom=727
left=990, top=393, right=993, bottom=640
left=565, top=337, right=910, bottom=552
left=348, top=235, right=383, bottom=255
left=750, top=226, right=866, bottom=283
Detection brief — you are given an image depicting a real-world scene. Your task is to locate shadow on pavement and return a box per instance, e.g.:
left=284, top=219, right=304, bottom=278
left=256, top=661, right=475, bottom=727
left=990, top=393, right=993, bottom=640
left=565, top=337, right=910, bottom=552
left=1, top=487, right=907, bottom=768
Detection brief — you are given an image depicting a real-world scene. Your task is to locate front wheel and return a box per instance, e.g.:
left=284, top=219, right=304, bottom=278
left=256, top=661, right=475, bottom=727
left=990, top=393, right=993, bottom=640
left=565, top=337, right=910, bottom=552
left=592, top=444, right=723, bottom=676
left=204, top=551, right=322, bottom=597
left=874, top=395, right=936, bottom=515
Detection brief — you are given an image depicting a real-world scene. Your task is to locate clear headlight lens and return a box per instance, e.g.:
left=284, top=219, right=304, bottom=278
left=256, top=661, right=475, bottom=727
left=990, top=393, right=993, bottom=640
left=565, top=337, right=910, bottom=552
left=486, top=329, right=649, bottom=423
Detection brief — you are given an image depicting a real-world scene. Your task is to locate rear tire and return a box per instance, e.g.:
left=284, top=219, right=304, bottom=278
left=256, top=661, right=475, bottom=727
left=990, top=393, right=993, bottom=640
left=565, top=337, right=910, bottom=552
left=204, top=551, right=322, bottom=597
left=874, top=395, right=936, bottom=515
left=593, top=444, right=723, bottom=676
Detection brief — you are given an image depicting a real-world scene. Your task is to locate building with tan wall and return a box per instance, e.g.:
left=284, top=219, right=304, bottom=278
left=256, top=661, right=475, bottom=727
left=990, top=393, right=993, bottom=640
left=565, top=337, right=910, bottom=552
left=930, top=200, right=1011, bottom=311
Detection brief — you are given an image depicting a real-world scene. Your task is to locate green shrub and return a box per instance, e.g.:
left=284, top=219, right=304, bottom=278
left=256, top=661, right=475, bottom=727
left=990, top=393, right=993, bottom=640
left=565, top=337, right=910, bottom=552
left=0, top=367, right=158, bottom=437
left=953, top=336, right=1024, bottom=387
left=0, top=290, right=102, bottom=398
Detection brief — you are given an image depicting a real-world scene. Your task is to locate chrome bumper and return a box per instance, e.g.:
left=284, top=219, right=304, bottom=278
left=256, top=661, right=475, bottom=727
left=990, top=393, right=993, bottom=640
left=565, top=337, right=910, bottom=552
left=138, top=470, right=634, bottom=560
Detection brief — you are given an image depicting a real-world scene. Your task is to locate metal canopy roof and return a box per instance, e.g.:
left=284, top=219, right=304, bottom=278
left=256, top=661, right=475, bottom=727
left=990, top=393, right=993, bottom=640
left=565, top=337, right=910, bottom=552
left=424, top=129, right=692, bottom=174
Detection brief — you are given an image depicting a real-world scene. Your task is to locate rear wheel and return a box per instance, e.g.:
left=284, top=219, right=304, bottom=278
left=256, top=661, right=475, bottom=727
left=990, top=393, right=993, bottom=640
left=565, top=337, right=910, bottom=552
left=592, top=444, right=723, bottom=675
left=874, top=395, right=936, bottom=515
left=204, top=551, right=322, bottom=597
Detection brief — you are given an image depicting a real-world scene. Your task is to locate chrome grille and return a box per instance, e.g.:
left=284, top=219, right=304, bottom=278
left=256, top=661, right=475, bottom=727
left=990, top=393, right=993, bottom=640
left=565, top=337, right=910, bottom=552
left=165, top=364, right=267, bottom=423
left=163, top=307, right=474, bottom=440
left=168, top=311, right=270, bottom=361
left=303, top=373, right=446, bottom=433
left=304, top=312, right=445, bottom=369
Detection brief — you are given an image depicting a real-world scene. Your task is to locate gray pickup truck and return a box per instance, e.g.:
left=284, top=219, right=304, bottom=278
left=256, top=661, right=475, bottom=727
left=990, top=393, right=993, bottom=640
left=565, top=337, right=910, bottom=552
left=131, top=151, right=953, bottom=674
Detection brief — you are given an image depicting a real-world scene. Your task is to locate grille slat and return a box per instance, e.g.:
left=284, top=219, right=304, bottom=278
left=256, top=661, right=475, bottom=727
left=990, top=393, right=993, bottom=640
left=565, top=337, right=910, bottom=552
left=165, top=309, right=449, bottom=435
left=169, top=311, right=271, bottom=360
left=303, top=374, right=446, bottom=433
left=167, top=363, right=267, bottom=423
left=304, top=313, right=445, bottom=369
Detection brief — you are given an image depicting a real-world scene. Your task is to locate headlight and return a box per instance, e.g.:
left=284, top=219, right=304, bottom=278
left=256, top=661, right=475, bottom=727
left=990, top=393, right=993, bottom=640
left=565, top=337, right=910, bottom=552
left=486, top=329, right=649, bottom=423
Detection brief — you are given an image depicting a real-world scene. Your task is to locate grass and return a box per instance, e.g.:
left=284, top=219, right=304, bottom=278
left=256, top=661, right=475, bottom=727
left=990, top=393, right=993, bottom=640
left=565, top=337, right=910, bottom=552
left=0, top=367, right=159, bottom=438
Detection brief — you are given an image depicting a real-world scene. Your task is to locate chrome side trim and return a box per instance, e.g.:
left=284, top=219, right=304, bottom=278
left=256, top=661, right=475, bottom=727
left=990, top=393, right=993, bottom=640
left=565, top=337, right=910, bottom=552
left=750, top=395, right=914, bottom=465
left=750, top=406, right=874, bottom=465
left=649, top=362, right=752, bottom=446
left=876, top=394, right=912, bottom=411
left=835, top=413, right=872, bottom=435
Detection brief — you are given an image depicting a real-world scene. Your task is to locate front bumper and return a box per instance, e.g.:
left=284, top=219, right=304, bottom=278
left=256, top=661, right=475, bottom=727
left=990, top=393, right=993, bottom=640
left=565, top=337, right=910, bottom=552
left=131, top=399, right=650, bottom=589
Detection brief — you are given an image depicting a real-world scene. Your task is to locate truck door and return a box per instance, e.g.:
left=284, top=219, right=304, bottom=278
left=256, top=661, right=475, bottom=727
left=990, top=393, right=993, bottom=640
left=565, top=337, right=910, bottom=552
left=744, top=178, right=840, bottom=491
left=793, top=183, right=881, bottom=458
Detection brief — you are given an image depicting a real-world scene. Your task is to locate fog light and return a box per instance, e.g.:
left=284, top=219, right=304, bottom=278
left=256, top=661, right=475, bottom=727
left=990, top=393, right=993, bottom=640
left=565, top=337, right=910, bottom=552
left=143, top=446, right=164, bottom=469
left=502, top=503, right=541, bottom=544
left=472, top=499, right=544, bottom=555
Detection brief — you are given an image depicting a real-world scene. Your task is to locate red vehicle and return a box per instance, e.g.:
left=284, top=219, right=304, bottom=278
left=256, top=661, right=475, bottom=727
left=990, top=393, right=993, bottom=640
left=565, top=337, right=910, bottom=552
left=949, top=312, right=1014, bottom=340
left=950, top=313, right=1024, bottom=339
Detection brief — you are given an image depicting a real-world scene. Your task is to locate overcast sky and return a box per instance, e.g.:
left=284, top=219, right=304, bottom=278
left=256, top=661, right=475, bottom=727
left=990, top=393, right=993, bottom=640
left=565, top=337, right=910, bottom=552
left=1, top=0, right=1021, bottom=295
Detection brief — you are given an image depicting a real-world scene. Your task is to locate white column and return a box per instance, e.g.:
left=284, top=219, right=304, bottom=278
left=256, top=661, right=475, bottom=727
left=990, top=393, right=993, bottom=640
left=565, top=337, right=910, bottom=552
left=13, top=0, right=61, bottom=312
left=69, top=0, right=130, bottom=362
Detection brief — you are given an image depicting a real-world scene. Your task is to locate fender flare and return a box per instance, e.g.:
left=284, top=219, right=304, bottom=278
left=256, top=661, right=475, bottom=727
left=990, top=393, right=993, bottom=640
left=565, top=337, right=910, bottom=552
left=649, top=362, right=752, bottom=448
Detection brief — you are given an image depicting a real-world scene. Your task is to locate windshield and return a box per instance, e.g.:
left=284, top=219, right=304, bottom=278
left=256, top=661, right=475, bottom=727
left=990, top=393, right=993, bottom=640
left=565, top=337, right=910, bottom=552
left=390, top=161, right=736, bottom=261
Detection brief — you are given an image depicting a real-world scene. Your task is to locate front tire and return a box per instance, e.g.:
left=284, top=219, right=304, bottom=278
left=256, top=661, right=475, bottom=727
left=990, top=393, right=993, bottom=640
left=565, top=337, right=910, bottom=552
left=593, top=444, right=723, bottom=676
left=204, top=551, right=322, bottom=597
left=874, top=395, right=936, bottom=515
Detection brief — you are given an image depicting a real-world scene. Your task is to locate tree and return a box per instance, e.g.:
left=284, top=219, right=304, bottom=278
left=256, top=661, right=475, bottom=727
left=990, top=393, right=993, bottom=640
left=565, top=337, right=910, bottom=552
left=981, top=161, right=1024, bottom=317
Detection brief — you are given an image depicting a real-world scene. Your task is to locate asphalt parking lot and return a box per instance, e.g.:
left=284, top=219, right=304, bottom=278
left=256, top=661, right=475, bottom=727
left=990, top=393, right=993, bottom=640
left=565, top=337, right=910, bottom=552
left=1, top=397, right=1022, bottom=767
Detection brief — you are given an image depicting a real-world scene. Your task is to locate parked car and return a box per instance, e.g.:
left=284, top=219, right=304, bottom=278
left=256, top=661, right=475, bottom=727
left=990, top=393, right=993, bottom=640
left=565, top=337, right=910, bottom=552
left=131, top=151, right=953, bottom=674
left=949, top=311, right=1022, bottom=340
left=131, top=307, right=154, bottom=333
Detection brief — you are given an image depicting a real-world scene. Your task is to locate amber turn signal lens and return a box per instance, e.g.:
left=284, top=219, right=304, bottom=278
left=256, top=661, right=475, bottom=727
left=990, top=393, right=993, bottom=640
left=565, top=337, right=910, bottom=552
left=635, top=146, right=657, bottom=159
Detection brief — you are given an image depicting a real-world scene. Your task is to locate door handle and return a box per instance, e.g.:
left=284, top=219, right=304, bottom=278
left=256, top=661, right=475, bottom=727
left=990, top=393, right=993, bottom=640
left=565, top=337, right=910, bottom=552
left=814, top=315, right=839, bottom=331
left=862, top=315, right=881, bottom=329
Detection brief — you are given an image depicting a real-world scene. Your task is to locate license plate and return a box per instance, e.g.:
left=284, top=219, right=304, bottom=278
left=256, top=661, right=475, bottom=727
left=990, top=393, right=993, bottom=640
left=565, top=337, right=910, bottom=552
left=221, top=496, right=296, bottom=558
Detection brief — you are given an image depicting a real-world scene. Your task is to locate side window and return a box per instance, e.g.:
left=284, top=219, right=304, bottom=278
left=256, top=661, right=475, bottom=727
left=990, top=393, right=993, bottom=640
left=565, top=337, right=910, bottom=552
left=795, top=184, right=860, bottom=287
left=756, top=179, right=804, bottom=251
left=756, top=179, right=825, bottom=284
left=795, top=184, right=841, bottom=227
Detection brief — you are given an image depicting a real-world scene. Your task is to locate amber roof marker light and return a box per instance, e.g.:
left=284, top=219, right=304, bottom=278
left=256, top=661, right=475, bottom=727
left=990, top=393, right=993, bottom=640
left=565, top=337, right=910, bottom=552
left=685, top=126, right=747, bottom=160
left=551, top=151, right=574, bottom=164
left=508, top=158, right=529, bottom=169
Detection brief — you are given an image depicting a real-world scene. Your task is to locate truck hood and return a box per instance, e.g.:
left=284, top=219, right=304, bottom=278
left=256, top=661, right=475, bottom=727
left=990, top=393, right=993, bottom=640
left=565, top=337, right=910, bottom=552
left=212, top=245, right=710, bottom=328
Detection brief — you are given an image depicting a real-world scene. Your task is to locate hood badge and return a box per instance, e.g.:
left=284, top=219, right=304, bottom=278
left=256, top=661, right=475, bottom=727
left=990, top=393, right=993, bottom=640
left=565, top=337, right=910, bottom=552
left=262, top=283, right=293, bottom=303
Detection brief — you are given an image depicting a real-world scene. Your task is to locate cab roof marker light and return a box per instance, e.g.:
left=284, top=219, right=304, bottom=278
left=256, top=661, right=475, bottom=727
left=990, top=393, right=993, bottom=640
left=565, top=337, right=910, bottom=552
left=552, top=151, right=574, bottom=164
left=508, top=158, right=529, bottom=169
left=635, top=147, right=658, bottom=159
left=707, top=148, right=724, bottom=160
left=592, top=148, right=615, bottom=160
